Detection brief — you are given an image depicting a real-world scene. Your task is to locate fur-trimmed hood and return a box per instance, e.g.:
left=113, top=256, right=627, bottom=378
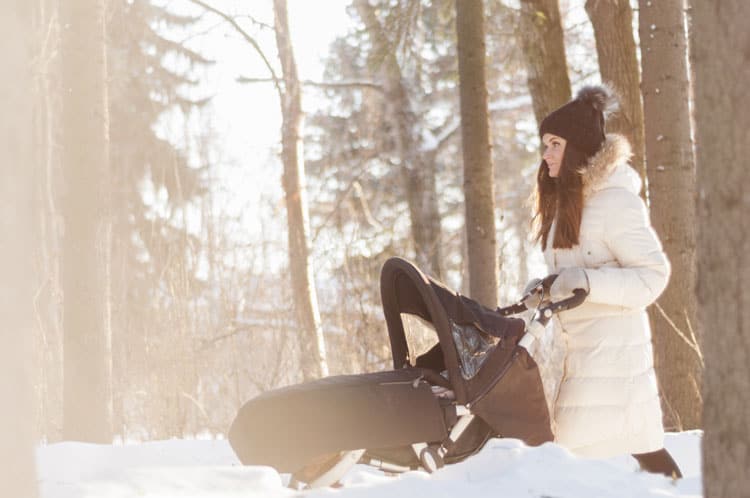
left=578, top=133, right=641, bottom=198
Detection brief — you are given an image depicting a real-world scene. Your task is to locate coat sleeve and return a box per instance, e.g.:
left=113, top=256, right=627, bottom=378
left=583, top=189, right=671, bottom=309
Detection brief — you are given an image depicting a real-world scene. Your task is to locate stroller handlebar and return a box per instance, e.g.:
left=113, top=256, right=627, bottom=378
left=497, top=273, right=588, bottom=320
left=536, top=288, right=588, bottom=326
left=496, top=275, right=558, bottom=316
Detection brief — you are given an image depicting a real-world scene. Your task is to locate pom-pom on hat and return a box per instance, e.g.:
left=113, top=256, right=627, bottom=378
left=539, top=85, right=618, bottom=157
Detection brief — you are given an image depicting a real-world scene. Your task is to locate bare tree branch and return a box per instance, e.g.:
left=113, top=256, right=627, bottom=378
left=237, top=76, right=385, bottom=93
left=310, top=150, right=382, bottom=244
left=236, top=14, right=274, bottom=31
left=176, top=19, right=227, bottom=45
left=653, top=302, right=705, bottom=368
left=429, top=116, right=461, bottom=153
left=352, top=180, right=383, bottom=231
left=185, top=0, right=282, bottom=97
left=425, top=95, right=533, bottom=155
left=297, top=79, right=386, bottom=93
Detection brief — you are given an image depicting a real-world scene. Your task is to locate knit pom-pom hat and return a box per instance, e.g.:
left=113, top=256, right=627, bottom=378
left=539, top=85, right=618, bottom=157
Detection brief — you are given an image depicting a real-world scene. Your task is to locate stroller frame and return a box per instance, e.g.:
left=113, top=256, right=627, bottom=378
left=229, top=257, right=587, bottom=489
left=290, top=403, right=478, bottom=490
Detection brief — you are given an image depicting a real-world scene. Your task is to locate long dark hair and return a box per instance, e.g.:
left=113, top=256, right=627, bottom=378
left=532, top=143, right=588, bottom=250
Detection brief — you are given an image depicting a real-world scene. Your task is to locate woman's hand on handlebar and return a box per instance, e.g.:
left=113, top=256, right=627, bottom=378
left=549, top=267, right=590, bottom=301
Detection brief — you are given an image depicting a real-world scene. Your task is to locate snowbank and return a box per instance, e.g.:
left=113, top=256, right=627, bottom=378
left=37, top=431, right=702, bottom=498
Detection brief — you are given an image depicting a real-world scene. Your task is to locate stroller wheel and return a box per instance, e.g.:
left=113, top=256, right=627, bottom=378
left=419, top=446, right=445, bottom=473
left=288, top=449, right=365, bottom=489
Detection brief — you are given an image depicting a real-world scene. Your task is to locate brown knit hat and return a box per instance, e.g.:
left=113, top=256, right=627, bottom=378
left=539, top=85, right=617, bottom=157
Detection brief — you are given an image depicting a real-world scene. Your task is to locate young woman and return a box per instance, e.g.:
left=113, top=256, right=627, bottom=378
left=528, top=85, right=681, bottom=477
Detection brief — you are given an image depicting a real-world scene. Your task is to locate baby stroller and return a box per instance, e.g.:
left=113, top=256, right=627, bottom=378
left=228, top=257, right=587, bottom=489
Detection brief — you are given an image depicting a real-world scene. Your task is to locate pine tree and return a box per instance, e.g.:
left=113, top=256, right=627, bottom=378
left=106, top=0, right=212, bottom=436
left=303, top=0, right=540, bottom=370
left=353, top=0, right=446, bottom=280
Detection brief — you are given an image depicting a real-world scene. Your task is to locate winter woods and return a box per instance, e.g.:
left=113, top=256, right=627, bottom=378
left=5, top=0, right=747, bottom=496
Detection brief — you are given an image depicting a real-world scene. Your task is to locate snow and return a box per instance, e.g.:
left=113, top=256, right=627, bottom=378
left=38, top=431, right=703, bottom=497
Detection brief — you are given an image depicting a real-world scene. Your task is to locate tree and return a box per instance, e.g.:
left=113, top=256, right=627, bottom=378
left=1, top=2, right=40, bottom=495
left=273, top=0, right=329, bottom=380
left=517, top=0, right=571, bottom=127
left=585, top=0, right=646, bottom=183
left=107, top=0, right=212, bottom=436
left=305, top=0, right=537, bottom=323
left=60, top=0, right=113, bottom=442
left=30, top=0, right=65, bottom=441
left=691, top=1, right=750, bottom=494
left=303, top=0, right=468, bottom=372
left=354, top=0, right=445, bottom=279
left=638, top=0, right=701, bottom=431
left=455, top=0, right=498, bottom=307
left=185, top=0, right=330, bottom=381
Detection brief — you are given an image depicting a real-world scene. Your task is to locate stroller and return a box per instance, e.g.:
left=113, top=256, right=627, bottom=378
left=228, top=257, right=587, bottom=489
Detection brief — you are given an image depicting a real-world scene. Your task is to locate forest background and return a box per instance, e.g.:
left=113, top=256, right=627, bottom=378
left=2, top=0, right=748, bottom=496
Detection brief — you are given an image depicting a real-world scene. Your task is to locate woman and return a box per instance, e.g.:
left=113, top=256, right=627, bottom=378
left=528, top=85, right=681, bottom=477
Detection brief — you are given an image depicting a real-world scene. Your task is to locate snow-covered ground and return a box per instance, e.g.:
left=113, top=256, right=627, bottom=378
left=38, top=431, right=702, bottom=497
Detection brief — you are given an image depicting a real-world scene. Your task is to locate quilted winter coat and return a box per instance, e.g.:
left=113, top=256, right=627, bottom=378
left=543, top=133, right=670, bottom=458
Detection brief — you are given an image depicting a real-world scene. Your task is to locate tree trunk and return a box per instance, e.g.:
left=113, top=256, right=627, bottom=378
left=354, top=0, right=444, bottom=279
left=32, top=0, right=64, bottom=442
left=586, top=0, right=646, bottom=185
left=691, top=1, right=750, bottom=495
left=638, top=0, right=701, bottom=431
left=0, top=2, right=40, bottom=495
left=273, top=0, right=329, bottom=380
left=406, top=154, right=444, bottom=280
left=455, top=0, right=498, bottom=307
left=60, top=0, right=113, bottom=442
left=517, top=0, right=572, bottom=127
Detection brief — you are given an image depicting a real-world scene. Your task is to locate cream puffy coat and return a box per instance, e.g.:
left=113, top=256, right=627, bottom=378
left=543, top=134, right=670, bottom=458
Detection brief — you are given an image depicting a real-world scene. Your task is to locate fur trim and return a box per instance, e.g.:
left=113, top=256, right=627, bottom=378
left=577, top=133, right=633, bottom=196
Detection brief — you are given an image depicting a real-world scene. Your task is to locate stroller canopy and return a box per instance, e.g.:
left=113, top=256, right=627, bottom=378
left=380, top=258, right=553, bottom=446
left=380, top=257, right=526, bottom=403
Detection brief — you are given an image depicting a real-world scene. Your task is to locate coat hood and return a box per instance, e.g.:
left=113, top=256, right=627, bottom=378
left=578, top=133, right=641, bottom=197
